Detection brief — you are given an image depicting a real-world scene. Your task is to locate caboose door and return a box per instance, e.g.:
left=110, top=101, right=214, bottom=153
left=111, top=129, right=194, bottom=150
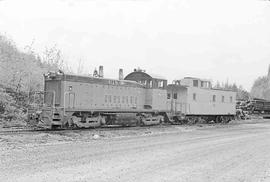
left=169, top=93, right=178, bottom=113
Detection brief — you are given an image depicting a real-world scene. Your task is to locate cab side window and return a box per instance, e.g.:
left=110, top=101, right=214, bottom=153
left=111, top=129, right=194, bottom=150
left=193, top=80, right=198, bottom=87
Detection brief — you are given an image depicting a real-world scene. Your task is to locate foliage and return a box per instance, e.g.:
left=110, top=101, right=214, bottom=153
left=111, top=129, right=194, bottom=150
left=42, top=45, right=64, bottom=72
left=0, top=88, right=26, bottom=123
left=0, top=34, right=67, bottom=123
left=249, top=65, right=270, bottom=100
left=250, top=76, right=270, bottom=100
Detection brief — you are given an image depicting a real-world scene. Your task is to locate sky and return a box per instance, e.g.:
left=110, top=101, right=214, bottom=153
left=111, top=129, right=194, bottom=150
left=0, top=0, right=270, bottom=91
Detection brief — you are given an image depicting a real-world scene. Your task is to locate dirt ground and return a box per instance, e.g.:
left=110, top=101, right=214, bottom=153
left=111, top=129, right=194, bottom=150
left=1, top=119, right=270, bottom=182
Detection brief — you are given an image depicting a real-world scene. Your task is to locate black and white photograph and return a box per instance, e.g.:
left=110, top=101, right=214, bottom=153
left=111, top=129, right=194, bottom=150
left=1, top=0, right=270, bottom=181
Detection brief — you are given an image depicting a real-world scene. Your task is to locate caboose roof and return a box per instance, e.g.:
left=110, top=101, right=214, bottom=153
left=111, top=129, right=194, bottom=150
left=183, top=77, right=211, bottom=82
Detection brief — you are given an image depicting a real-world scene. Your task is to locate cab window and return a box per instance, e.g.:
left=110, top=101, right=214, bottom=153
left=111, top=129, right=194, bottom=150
left=158, top=81, right=164, bottom=88
left=149, top=81, right=153, bottom=88
left=193, top=80, right=198, bottom=87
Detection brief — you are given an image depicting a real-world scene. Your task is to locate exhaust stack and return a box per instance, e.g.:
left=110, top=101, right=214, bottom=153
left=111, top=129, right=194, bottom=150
left=119, top=68, right=123, bottom=80
left=99, top=66, right=104, bottom=78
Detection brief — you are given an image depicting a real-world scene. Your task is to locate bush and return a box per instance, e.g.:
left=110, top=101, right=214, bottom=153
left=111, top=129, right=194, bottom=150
left=0, top=88, right=27, bottom=126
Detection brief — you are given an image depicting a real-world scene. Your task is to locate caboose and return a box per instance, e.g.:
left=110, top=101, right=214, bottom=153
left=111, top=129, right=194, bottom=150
left=166, top=77, right=236, bottom=123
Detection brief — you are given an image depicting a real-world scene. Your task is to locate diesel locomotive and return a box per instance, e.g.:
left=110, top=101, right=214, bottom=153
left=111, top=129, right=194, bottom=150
left=28, top=66, right=236, bottom=128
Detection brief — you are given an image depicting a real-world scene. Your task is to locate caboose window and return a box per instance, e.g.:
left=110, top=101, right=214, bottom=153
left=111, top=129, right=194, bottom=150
left=230, top=96, right=233, bottom=103
left=130, top=96, right=133, bottom=104
left=193, top=80, right=198, bottom=87
left=173, top=93, right=177, bottom=99
left=126, top=96, right=129, bottom=103
left=135, top=97, right=137, bottom=104
left=193, top=93, right=196, bottom=101
left=167, top=93, right=171, bottom=99
left=222, top=96, right=225, bottom=102
left=108, top=95, right=111, bottom=103
left=213, top=95, right=216, bottom=102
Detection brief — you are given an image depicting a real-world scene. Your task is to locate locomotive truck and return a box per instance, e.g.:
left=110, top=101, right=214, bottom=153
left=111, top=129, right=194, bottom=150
left=28, top=66, right=236, bottom=128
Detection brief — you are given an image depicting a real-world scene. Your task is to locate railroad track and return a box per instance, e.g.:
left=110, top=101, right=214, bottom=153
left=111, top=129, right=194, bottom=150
left=0, top=124, right=172, bottom=135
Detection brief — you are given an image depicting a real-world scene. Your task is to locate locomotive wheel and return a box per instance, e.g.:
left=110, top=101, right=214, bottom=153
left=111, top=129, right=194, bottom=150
left=72, top=123, right=79, bottom=129
left=137, top=117, right=144, bottom=126
left=140, top=118, right=146, bottom=126
left=51, top=125, right=61, bottom=129
left=64, top=122, right=69, bottom=128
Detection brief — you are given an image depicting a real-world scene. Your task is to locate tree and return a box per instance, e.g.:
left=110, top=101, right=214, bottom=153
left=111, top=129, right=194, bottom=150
left=0, top=87, right=25, bottom=122
left=213, top=80, right=250, bottom=100
left=42, top=45, right=64, bottom=72
left=250, top=64, right=270, bottom=100
left=0, top=34, right=77, bottom=123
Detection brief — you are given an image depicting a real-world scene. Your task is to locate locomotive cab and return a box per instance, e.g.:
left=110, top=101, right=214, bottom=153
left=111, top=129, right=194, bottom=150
left=124, top=68, right=167, bottom=110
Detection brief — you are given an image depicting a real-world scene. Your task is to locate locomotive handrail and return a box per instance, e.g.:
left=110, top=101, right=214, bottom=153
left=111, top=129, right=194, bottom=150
left=27, top=90, right=56, bottom=116
left=166, top=100, right=189, bottom=115
left=28, top=91, right=55, bottom=108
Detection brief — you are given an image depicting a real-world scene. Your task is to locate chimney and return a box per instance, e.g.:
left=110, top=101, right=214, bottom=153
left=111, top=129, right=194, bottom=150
left=119, top=68, right=123, bottom=80
left=99, top=66, right=104, bottom=78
